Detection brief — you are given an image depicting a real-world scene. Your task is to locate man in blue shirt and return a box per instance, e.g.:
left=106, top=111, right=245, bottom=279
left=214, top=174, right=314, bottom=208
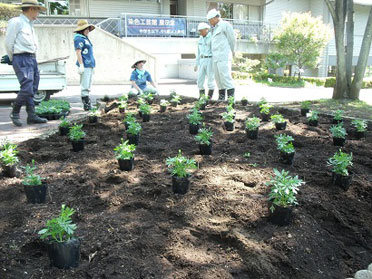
left=74, top=20, right=96, bottom=111
left=129, top=60, right=158, bottom=96
left=3, top=0, right=48, bottom=126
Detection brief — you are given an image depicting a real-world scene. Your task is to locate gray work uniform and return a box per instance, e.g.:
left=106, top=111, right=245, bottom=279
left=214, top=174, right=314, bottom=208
left=195, top=32, right=215, bottom=90
left=211, top=19, right=236, bottom=90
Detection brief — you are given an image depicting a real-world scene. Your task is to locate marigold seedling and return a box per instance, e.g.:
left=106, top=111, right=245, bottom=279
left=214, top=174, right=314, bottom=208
left=68, top=124, right=86, bottom=141
left=307, top=110, right=318, bottom=121
left=187, top=109, right=203, bottom=125
left=22, top=159, right=43, bottom=186
left=0, top=142, right=19, bottom=166
left=330, top=123, right=347, bottom=139
left=259, top=103, right=272, bottom=114
left=245, top=117, right=260, bottom=131
left=333, top=110, right=343, bottom=121
left=114, top=139, right=136, bottom=160
left=351, top=119, right=367, bottom=132
left=300, top=101, right=311, bottom=109
left=126, top=122, right=142, bottom=135
left=327, top=149, right=353, bottom=176
left=139, top=103, right=151, bottom=114
left=271, top=114, right=286, bottom=124
left=59, top=116, right=70, bottom=128
left=195, top=128, right=213, bottom=145
left=166, top=150, right=197, bottom=178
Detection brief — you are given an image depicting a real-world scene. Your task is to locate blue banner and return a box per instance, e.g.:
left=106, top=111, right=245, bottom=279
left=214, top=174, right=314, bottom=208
left=126, top=16, right=186, bottom=37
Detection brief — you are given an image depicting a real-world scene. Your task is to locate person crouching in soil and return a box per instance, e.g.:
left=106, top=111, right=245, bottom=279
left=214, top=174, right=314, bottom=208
left=129, top=60, right=159, bottom=96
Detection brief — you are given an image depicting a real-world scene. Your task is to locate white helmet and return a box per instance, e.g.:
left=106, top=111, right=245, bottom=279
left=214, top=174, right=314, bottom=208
left=197, top=22, right=210, bottom=31
left=206, top=9, right=221, bottom=20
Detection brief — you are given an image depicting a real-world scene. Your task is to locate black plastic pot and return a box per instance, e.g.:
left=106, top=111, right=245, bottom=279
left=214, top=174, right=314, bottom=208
left=280, top=151, right=295, bottom=165
left=189, top=123, right=200, bottom=135
left=71, top=140, right=84, bottom=152
left=47, top=238, right=80, bottom=269
left=260, top=113, right=270, bottom=122
left=138, top=111, right=143, bottom=117
left=118, top=158, right=134, bottom=171
left=160, top=105, right=167, bottom=112
left=127, top=134, right=139, bottom=145
left=224, top=121, right=235, bottom=131
left=199, top=103, right=206, bottom=110
left=171, top=102, right=178, bottom=107
left=2, top=164, right=17, bottom=177
left=89, top=116, right=98, bottom=123
left=246, top=128, right=258, bottom=139
left=119, top=107, right=125, bottom=113
left=241, top=99, right=248, bottom=106
left=332, top=171, right=353, bottom=190
left=24, top=182, right=47, bottom=204
left=59, top=126, right=69, bottom=136
left=333, top=137, right=345, bottom=146
left=146, top=99, right=153, bottom=105
left=269, top=203, right=293, bottom=226
left=355, top=131, right=366, bottom=140
left=308, top=119, right=318, bottom=127
left=332, top=118, right=342, bottom=124
left=142, top=114, right=150, bottom=122
left=124, top=122, right=130, bottom=130
left=172, top=176, right=189, bottom=195
left=275, top=122, right=287, bottom=130
left=300, top=108, right=309, bottom=116
left=199, top=143, right=212, bottom=155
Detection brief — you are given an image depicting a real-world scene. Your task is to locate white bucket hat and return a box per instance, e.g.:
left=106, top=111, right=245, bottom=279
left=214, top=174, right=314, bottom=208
left=207, top=9, right=221, bottom=20
left=197, top=22, right=210, bottom=31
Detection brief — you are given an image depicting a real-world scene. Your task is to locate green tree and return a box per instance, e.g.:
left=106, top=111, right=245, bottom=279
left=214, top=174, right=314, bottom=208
left=273, top=12, right=332, bottom=79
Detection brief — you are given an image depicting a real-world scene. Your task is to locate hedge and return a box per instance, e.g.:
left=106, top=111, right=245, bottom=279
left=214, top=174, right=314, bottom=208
left=0, top=3, right=19, bottom=21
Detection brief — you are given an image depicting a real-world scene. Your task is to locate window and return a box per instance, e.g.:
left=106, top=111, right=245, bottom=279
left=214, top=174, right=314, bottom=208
left=47, top=0, right=70, bottom=15
left=207, top=2, right=262, bottom=21
left=233, top=4, right=248, bottom=21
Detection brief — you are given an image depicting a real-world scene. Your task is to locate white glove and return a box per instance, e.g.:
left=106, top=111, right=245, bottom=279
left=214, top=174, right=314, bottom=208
left=194, top=65, right=198, bottom=72
left=138, top=89, right=144, bottom=95
left=78, top=65, right=84, bottom=74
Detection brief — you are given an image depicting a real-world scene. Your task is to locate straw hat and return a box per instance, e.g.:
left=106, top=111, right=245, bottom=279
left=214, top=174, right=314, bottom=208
left=21, top=0, right=47, bottom=11
left=74, top=20, right=95, bottom=33
left=207, top=9, right=221, bottom=20
left=132, top=60, right=146, bottom=69
left=197, top=22, right=210, bottom=31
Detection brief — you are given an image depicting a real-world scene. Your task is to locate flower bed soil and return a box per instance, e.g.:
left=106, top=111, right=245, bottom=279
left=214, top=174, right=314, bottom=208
left=0, top=100, right=371, bottom=279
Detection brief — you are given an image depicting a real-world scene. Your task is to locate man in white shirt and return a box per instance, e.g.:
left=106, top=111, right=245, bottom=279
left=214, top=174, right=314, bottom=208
left=207, top=9, right=236, bottom=102
left=194, top=22, right=215, bottom=99
left=4, top=0, right=47, bottom=127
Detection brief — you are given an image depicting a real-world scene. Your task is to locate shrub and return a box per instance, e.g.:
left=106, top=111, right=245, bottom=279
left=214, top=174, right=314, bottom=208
left=0, top=3, right=19, bottom=21
left=68, top=124, right=85, bottom=141
left=324, top=78, right=336, bottom=88
left=330, top=124, right=347, bottom=139
left=327, top=149, right=353, bottom=176
left=126, top=122, right=142, bottom=135
left=0, top=142, right=18, bottom=166
left=22, top=160, right=43, bottom=186
left=351, top=119, right=368, bottom=132
left=166, top=150, right=197, bottom=178
left=245, top=117, right=260, bottom=131
left=271, top=114, right=286, bottom=124
left=187, top=109, right=203, bottom=125
left=195, top=128, right=213, bottom=145
left=38, top=205, right=77, bottom=243
left=266, top=168, right=304, bottom=212
left=114, top=139, right=136, bottom=160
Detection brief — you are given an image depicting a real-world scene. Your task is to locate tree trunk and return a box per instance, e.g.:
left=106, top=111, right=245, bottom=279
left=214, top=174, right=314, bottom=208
left=350, top=6, right=372, bottom=100
left=345, top=0, right=354, bottom=94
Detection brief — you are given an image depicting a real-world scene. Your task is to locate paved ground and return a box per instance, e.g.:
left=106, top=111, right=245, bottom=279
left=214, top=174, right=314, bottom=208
left=1, top=79, right=371, bottom=144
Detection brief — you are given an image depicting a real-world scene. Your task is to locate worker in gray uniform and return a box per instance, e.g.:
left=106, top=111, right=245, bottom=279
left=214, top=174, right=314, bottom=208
left=194, top=22, right=215, bottom=99
left=207, top=9, right=236, bottom=101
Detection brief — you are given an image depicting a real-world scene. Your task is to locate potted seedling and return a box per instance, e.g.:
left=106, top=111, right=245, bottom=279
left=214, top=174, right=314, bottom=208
left=271, top=114, right=287, bottom=130
left=118, top=99, right=127, bottom=114
left=38, top=205, right=80, bottom=269
left=227, top=96, right=235, bottom=108
left=123, top=113, right=136, bottom=130
left=330, top=123, right=347, bottom=146
left=275, top=134, right=295, bottom=165
left=171, top=94, right=182, bottom=107
left=139, top=103, right=151, bottom=122
left=0, top=142, right=19, bottom=177
left=241, top=97, right=248, bottom=106
left=197, top=95, right=208, bottom=110
left=333, top=109, right=343, bottom=124
left=245, top=117, right=260, bottom=139
left=222, top=110, right=235, bottom=131
left=160, top=99, right=169, bottom=112
left=351, top=119, right=367, bottom=139
left=195, top=127, right=213, bottom=155
left=137, top=97, right=146, bottom=115
left=59, top=116, right=70, bottom=136
left=22, top=160, right=47, bottom=204
left=300, top=101, right=311, bottom=116
left=166, top=150, right=197, bottom=195
left=307, top=110, right=319, bottom=126
left=114, top=139, right=136, bottom=171
left=169, top=89, right=177, bottom=99
left=259, top=103, right=272, bottom=122
left=68, top=124, right=86, bottom=152
left=257, top=97, right=267, bottom=108
left=327, top=149, right=353, bottom=190
left=187, top=109, right=203, bottom=135
left=266, top=168, right=304, bottom=226
left=126, top=121, right=142, bottom=145
left=144, top=92, right=154, bottom=105
left=88, top=108, right=100, bottom=123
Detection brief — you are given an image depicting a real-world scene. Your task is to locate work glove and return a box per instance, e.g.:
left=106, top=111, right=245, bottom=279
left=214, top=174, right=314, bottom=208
left=1, top=55, right=12, bottom=65
left=78, top=65, right=84, bottom=74
left=194, top=65, right=198, bottom=72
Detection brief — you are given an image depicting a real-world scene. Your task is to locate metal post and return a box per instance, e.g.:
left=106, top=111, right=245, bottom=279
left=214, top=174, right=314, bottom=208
left=124, top=13, right=128, bottom=37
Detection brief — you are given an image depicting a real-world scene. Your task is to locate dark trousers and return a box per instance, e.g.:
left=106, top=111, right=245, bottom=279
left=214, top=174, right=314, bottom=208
left=12, top=54, right=39, bottom=107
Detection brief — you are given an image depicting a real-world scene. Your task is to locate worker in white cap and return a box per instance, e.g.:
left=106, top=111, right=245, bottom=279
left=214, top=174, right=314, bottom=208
left=207, top=8, right=236, bottom=101
left=194, top=22, right=215, bottom=99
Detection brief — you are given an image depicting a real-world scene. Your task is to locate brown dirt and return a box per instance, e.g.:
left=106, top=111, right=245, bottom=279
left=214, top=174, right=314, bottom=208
left=0, top=99, right=371, bottom=279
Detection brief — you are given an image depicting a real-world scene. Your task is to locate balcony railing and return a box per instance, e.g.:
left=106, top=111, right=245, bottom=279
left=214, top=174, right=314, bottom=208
left=35, top=14, right=275, bottom=41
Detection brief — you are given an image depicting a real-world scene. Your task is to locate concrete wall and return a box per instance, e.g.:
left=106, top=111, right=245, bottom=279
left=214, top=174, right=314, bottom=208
left=0, top=25, right=157, bottom=85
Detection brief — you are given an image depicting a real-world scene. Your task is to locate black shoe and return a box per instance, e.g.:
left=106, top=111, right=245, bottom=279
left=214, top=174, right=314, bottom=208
left=208, top=89, right=214, bottom=100
left=82, top=96, right=92, bottom=111
left=10, top=103, right=23, bottom=127
left=199, top=89, right=205, bottom=98
left=218, top=89, right=226, bottom=101
left=227, top=88, right=235, bottom=98
left=26, top=106, right=47, bottom=124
